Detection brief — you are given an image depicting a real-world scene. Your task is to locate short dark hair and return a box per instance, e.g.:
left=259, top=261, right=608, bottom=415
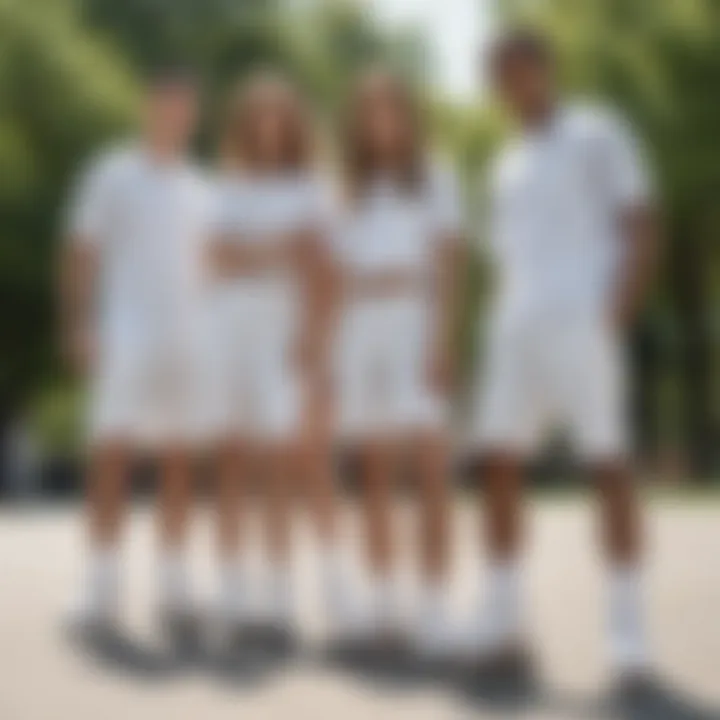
left=489, top=28, right=554, bottom=76
left=143, top=63, right=200, bottom=92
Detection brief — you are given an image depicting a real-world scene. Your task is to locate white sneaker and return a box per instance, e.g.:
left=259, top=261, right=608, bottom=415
left=326, top=589, right=374, bottom=643
left=415, top=614, right=463, bottom=660
left=64, top=594, right=120, bottom=638
left=610, top=629, right=650, bottom=678
left=65, top=551, right=121, bottom=635
left=456, top=611, right=528, bottom=663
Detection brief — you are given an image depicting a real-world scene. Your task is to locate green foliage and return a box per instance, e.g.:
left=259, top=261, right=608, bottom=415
left=0, top=0, right=138, bottom=419
left=287, top=0, right=430, bottom=106
left=82, top=0, right=430, bottom=152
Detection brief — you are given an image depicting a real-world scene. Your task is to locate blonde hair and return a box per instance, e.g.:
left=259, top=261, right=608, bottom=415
left=220, top=69, right=315, bottom=172
left=341, top=68, right=427, bottom=201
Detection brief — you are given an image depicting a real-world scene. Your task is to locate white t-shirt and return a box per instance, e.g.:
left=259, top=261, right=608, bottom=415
left=213, top=171, right=332, bottom=239
left=210, top=170, right=335, bottom=334
left=488, top=103, right=652, bottom=325
left=333, top=163, right=463, bottom=278
left=65, top=144, right=214, bottom=344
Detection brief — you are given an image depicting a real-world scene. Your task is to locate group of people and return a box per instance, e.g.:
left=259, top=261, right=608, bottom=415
left=60, top=29, right=657, bottom=691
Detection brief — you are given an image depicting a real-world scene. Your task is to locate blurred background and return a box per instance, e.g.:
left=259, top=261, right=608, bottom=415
left=1, top=0, right=719, bottom=498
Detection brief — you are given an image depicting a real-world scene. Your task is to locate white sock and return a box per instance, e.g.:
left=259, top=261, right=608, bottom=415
left=319, top=545, right=348, bottom=612
left=267, top=563, right=293, bottom=623
left=83, top=547, right=120, bottom=617
left=416, top=581, right=452, bottom=652
left=372, top=574, right=401, bottom=627
left=608, top=564, right=648, bottom=672
left=478, top=559, right=522, bottom=649
left=219, top=558, right=250, bottom=619
left=418, top=581, right=445, bottom=630
left=159, top=549, right=191, bottom=612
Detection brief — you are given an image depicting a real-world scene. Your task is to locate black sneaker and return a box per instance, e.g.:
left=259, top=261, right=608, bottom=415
left=612, top=671, right=707, bottom=719
left=159, top=606, right=202, bottom=657
left=459, top=643, right=539, bottom=709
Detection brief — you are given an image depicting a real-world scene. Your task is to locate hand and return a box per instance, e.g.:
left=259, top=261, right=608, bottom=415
left=292, top=333, right=313, bottom=377
left=609, top=293, right=637, bottom=336
left=427, top=346, right=454, bottom=394
left=211, top=243, right=254, bottom=276
left=62, top=327, right=95, bottom=376
left=212, top=241, right=290, bottom=277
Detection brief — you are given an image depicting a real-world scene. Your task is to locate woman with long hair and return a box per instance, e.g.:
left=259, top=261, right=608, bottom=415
left=208, top=70, right=343, bottom=644
left=332, top=69, right=464, bottom=654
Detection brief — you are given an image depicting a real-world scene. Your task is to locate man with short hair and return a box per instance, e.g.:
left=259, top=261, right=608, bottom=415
left=469, top=29, right=658, bottom=691
left=61, top=68, right=213, bottom=634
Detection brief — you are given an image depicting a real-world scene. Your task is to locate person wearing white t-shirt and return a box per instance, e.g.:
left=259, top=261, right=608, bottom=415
left=207, top=72, right=345, bottom=644
left=468, top=31, right=658, bottom=690
left=60, top=70, right=213, bottom=634
left=332, top=70, right=464, bottom=654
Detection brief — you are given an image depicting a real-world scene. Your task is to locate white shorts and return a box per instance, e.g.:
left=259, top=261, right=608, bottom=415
left=88, top=325, right=206, bottom=448
left=472, top=316, right=628, bottom=460
left=333, top=296, right=445, bottom=441
left=204, top=286, right=303, bottom=443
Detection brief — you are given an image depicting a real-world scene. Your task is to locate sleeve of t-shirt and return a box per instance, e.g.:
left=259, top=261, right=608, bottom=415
left=64, top=153, right=116, bottom=246
left=595, top=109, right=653, bottom=211
left=429, top=163, right=464, bottom=239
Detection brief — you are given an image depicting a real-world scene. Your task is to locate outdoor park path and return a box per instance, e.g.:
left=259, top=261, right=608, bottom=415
left=1, top=496, right=719, bottom=719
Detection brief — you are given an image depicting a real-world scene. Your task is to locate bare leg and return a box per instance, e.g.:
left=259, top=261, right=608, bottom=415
left=303, top=398, right=338, bottom=545
left=593, top=460, right=648, bottom=674
left=301, top=403, right=362, bottom=629
left=157, top=445, right=195, bottom=551
left=263, top=442, right=295, bottom=566
left=216, top=439, right=249, bottom=561
left=73, top=440, right=130, bottom=622
left=215, top=438, right=251, bottom=623
left=482, top=451, right=525, bottom=560
left=416, top=432, right=450, bottom=583
left=360, top=438, right=405, bottom=636
left=593, top=461, right=641, bottom=564
left=156, top=445, right=195, bottom=612
left=475, top=450, right=526, bottom=652
left=308, top=445, right=337, bottom=542
left=87, top=440, right=130, bottom=549
left=262, top=441, right=297, bottom=626
left=362, top=440, right=396, bottom=577
left=412, top=432, right=453, bottom=652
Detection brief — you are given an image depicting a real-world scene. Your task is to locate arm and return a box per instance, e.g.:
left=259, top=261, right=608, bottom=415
left=611, top=205, right=660, bottom=331
left=209, top=233, right=293, bottom=278
left=59, top=154, right=110, bottom=375
left=429, top=235, right=464, bottom=392
left=59, top=241, right=99, bottom=375
left=600, top=110, right=659, bottom=332
left=293, top=231, right=338, bottom=383
left=428, top=165, right=465, bottom=392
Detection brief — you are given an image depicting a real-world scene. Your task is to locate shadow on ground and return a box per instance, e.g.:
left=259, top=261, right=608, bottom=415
left=457, top=672, right=720, bottom=720
left=63, top=621, right=297, bottom=689
left=64, top=625, right=720, bottom=719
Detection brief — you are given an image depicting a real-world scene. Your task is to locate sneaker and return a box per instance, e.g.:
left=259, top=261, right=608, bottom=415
left=64, top=596, right=120, bottom=641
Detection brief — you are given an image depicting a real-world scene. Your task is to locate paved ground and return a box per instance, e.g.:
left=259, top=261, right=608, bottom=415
left=1, top=496, right=719, bottom=720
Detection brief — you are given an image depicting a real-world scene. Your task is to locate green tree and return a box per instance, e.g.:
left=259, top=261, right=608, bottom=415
left=82, top=0, right=430, bottom=149
left=0, top=0, right=137, bottom=464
